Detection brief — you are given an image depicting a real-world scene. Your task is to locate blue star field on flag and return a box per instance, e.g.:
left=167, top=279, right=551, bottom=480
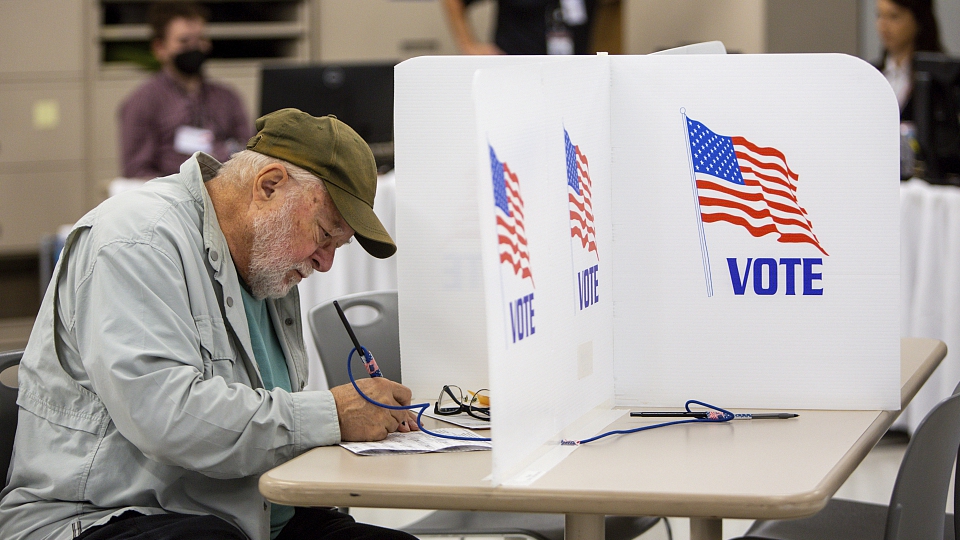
left=687, top=119, right=745, bottom=185
left=490, top=145, right=511, bottom=216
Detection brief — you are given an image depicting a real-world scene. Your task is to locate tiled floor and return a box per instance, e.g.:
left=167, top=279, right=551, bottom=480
left=349, top=432, right=945, bottom=540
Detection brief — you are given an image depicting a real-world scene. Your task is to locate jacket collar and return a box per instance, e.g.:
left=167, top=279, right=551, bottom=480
left=178, top=153, right=263, bottom=384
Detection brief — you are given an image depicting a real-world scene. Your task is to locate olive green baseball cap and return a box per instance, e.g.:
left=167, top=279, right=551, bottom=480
left=247, top=108, right=396, bottom=259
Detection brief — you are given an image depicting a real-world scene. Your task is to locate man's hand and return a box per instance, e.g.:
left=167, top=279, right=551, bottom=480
left=330, top=378, right=420, bottom=442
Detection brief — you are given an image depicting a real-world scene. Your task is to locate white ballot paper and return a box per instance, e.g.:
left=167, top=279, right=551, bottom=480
left=339, top=428, right=491, bottom=456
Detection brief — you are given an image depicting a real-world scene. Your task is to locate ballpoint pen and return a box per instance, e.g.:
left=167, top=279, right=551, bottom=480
left=732, top=413, right=799, bottom=420
left=631, top=411, right=799, bottom=420
left=333, top=300, right=382, bottom=378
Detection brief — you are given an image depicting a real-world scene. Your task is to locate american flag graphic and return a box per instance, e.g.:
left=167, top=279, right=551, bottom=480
left=565, top=129, right=598, bottom=258
left=686, top=117, right=828, bottom=256
left=490, top=144, right=534, bottom=284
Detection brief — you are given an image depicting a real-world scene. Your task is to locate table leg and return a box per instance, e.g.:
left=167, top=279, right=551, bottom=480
left=690, top=517, right=722, bottom=540
left=565, top=513, right=604, bottom=540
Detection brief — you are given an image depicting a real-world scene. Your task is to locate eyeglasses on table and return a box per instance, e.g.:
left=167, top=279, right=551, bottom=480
left=434, top=385, right=490, bottom=421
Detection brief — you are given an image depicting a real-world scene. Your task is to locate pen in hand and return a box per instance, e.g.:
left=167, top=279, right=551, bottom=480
left=333, top=300, right=383, bottom=378
left=334, top=300, right=415, bottom=430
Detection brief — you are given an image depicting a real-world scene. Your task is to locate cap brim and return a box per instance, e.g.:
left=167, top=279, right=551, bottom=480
left=324, top=180, right=396, bottom=259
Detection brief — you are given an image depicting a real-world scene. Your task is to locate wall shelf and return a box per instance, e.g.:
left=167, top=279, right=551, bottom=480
left=98, top=0, right=310, bottom=65
left=100, top=21, right=306, bottom=41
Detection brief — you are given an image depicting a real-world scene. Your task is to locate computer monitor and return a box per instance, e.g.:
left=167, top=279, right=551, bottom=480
left=913, top=52, right=960, bottom=184
left=259, top=63, right=395, bottom=169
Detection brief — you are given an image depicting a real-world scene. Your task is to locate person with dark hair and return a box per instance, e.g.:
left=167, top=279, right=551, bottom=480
left=441, top=0, right=598, bottom=56
left=119, top=2, right=252, bottom=179
left=875, top=0, right=943, bottom=121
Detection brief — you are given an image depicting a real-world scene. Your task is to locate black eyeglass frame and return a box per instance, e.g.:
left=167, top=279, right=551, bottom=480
left=434, top=385, right=490, bottom=421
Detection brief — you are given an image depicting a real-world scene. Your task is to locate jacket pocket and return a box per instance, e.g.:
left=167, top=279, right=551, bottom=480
left=19, top=389, right=107, bottom=435
left=14, top=391, right=109, bottom=502
left=194, top=316, right=237, bottom=384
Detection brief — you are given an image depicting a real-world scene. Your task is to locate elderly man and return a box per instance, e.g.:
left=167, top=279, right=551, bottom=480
left=0, top=109, right=419, bottom=540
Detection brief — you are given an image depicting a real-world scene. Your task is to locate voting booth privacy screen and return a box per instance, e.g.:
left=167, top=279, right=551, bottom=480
left=395, top=53, right=900, bottom=484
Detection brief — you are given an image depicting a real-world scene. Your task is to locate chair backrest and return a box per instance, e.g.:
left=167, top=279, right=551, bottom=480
left=884, top=390, right=960, bottom=540
left=0, top=350, right=22, bottom=486
left=308, top=291, right=400, bottom=388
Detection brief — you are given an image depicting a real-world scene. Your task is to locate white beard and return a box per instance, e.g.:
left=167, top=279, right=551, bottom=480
left=247, top=194, right=315, bottom=299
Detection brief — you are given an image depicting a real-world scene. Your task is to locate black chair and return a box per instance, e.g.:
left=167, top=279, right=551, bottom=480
left=309, top=292, right=663, bottom=539
left=0, top=350, right=22, bottom=485
left=734, top=388, right=960, bottom=540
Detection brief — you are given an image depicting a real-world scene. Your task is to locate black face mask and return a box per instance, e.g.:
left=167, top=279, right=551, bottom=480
left=173, top=49, right=207, bottom=76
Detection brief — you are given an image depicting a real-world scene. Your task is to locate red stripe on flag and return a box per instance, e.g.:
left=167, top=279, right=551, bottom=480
left=701, top=213, right=827, bottom=255
left=732, top=137, right=799, bottom=181
left=739, top=164, right=796, bottom=196
left=697, top=194, right=816, bottom=234
left=498, top=161, right=534, bottom=285
left=575, top=145, right=598, bottom=257
left=576, top=147, right=589, bottom=168
left=496, top=216, right=530, bottom=247
left=696, top=179, right=807, bottom=221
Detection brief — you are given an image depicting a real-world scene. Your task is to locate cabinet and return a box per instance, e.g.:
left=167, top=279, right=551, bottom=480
left=0, top=0, right=84, bottom=77
left=0, top=0, right=85, bottom=254
left=0, top=82, right=84, bottom=165
left=316, top=0, right=457, bottom=62
left=0, top=171, right=83, bottom=253
left=0, top=80, right=84, bottom=249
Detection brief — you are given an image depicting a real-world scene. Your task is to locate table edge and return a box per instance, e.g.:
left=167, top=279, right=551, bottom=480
left=260, top=338, right=948, bottom=519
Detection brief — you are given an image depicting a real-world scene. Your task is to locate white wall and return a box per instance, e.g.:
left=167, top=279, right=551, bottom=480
left=623, top=0, right=859, bottom=56
left=624, top=0, right=766, bottom=54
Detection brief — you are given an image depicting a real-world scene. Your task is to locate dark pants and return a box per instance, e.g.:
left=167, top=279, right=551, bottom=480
left=77, top=507, right=417, bottom=540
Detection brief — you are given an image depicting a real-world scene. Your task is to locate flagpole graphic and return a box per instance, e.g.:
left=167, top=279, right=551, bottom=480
left=682, top=108, right=714, bottom=297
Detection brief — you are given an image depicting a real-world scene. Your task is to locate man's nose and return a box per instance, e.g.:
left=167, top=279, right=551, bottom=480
left=312, top=245, right=337, bottom=273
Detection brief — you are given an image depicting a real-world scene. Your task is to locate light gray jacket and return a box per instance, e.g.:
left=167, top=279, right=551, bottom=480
left=0, top=154, right=340, bottom=540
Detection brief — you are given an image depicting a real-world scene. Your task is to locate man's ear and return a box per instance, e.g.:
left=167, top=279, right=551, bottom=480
left=253, top=163, right=290, bottom=203
left=151, top=37, right=165, bottom=62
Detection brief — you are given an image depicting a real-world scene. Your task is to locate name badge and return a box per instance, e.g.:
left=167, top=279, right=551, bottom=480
left=174, top=125, right=214, bottom=155
left=560, top=0, right=587, bottom=26
left=547, top=31, right=574, bottom=55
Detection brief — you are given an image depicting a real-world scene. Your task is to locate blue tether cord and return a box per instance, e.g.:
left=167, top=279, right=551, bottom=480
left=560, top=400, right=735, bottom=445
left=346, top=347, right=491, bottom=442
left=346, top=348, right=734, bottom=445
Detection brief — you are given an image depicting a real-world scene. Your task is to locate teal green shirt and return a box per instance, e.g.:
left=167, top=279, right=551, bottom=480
left=239, top=284, right=296, bottom=539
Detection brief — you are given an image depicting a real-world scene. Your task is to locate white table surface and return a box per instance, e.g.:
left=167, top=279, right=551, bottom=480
left=261, top=337, right=946, bottom=540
